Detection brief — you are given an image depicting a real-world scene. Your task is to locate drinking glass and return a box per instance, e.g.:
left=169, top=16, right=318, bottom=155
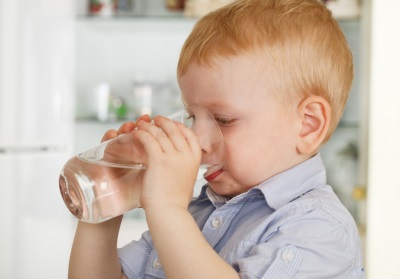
left=59, top=105, right=225, bottom=223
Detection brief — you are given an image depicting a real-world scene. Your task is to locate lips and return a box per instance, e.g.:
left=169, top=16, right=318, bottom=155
left=204, top=169, right=223, bottom=182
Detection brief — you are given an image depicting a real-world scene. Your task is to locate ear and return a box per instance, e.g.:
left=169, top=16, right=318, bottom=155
left=296, top=96, right=331, bottom=155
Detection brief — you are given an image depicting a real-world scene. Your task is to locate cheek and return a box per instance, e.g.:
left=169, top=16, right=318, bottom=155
left=225, top=151, right=269, bottom=188
left=223, top=124, right=289, bottom=186
left=223, top=135, right=271, bottom=187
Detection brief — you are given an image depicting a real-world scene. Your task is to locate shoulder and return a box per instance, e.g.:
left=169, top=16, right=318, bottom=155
left=249, top=185, right=364, bottom=277
left=265, top=185, right=361, bottom=253
left=289, top=185, right=357, bottom=234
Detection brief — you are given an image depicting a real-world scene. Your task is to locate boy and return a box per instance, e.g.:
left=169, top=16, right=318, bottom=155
left=69, top=0, right=365, bottom=278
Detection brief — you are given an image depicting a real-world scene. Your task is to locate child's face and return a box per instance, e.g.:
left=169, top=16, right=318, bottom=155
left=178, top=54, right=302, bottom=197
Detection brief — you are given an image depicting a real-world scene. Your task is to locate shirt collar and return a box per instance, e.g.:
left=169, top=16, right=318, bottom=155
left=198, top=153, right=326, bottom=210
left=256, top=153, right=326, bottom=210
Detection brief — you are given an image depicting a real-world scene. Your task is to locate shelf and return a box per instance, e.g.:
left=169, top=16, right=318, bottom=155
left=77, top=13, right=358, bottom=22
left=75, top=117, right=129, bottom=124
left=77, top=10, right=189, bottom=19
left=76, top=14, right=199, bottom=23
left=78, top=0, right=360, bottom=22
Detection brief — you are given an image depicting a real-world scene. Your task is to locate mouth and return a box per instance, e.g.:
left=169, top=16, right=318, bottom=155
left=204, top=169, right=223, bottom=182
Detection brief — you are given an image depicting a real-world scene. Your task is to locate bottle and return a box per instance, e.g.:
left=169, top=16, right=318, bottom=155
left=95, top=82, right=111, bottom=122
left=132, top=77, right=153, bottom=117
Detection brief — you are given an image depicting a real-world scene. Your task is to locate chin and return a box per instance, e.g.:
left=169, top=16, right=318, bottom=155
left=208, top=181, right=246, bottom=198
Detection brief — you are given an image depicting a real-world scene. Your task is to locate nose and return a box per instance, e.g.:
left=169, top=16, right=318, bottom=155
left=190, top=107, right=220, bottom=153
left=191, top=119, right=214, bottom=154
left=190, top=106, right=225, bottom=166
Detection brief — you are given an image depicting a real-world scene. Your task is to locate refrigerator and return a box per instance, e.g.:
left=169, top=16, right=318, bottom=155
left=0, top=0, right=76, bottom=278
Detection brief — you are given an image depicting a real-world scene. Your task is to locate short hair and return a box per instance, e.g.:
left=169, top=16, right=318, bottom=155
left=177, top=0, right=353, bottom=141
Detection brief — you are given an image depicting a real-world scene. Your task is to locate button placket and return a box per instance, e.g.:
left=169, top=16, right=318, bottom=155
left=152, top=258, right=162, bottom=270
left=281, top=249, right=294, bottom=262
left=201, top=201, right=244, bottom=248
left=145, top=250, right=166, bottom=278
left=264, top=245, right=303, bottom=278
left=211, top=216, right=222, bottom=228
left=202, top=211, right=227, bottom=247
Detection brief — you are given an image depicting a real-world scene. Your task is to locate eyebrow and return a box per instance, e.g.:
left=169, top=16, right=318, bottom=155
left=181, top=97, right=232, bottom=110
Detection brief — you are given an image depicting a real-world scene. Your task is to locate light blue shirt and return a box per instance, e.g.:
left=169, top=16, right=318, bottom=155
left=118, top=153, right=365, bottom=278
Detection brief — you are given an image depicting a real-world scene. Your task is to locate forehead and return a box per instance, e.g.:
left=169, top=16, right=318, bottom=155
left=178, top=53, right=275, bottom=108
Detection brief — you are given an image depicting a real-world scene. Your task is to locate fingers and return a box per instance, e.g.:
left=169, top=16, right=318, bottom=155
left=175, top=122, right=201, bottom=160
left=100, top=115, right=152, bottom=143
left=117, top=114, right=151, bottom=134
left=156, top=116, right=191, bottom=151
left=136, top=118, right=175, bottom=153
left=132, top=127, right=164, bottom=164
left=136, top=116, right=200, bottom=157
left=138, top=116, right=190, bottom=152
left=137, top=114, right=151, bottom=123
left=101, top=122, right=134, bottom=143
left=101, top=129, right=119, bottom=143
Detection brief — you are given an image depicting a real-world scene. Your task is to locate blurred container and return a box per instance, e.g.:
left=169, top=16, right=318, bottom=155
left=89, top=0, right=117, bottom=16
left=95, top=82, right=111, bottom=122
left=184, top=0, right=234, bottom=18
left=131, top=76, right=153, bottom=117
left=166, top=0, right=185, bottom=11
left=115, top=0, right=134, bottom=15
left=94, top=83, right=128, bottom=122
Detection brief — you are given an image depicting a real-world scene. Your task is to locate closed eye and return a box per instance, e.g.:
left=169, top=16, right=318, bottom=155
left=184, top=113, right=195, bottom=121
left=215, top=116, right=234, bottom=126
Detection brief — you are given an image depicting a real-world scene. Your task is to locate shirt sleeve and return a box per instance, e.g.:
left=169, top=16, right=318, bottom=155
left=118, top=230, right=167, bottom=279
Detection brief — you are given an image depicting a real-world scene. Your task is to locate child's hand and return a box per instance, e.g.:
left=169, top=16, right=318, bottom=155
left=135, top=115, right=202, bottom=210
left=101, top=114, right=152, bottom=143
left=86, top=114, right=153, bottom=217
left=100, top=115, right=152, bottom=166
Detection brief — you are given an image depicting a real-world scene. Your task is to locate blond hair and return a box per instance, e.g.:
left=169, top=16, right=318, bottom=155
left=177, top=0, right=353, bottom=141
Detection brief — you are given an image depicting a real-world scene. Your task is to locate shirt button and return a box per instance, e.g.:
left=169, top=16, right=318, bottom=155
left=282, top=249, right=294, bottom=263
left=211, top=217, right=222, bottom=228
left=152, top=259, right=162, bottom=269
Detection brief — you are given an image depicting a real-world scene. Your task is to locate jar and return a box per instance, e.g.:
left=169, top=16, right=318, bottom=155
left=89, top=0, right=116, bottom=16
left=166, top=0, right=185, bottom=11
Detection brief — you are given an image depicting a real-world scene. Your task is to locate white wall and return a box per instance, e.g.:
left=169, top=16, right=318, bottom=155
left=366, top=0, right=400, bottom=278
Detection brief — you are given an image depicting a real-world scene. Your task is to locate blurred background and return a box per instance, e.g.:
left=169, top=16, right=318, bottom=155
left=0, top=0, right=399, bottom=278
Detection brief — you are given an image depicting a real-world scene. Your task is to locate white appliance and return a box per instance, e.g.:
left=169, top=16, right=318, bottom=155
left=0, top=0, right=76, bottom=278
